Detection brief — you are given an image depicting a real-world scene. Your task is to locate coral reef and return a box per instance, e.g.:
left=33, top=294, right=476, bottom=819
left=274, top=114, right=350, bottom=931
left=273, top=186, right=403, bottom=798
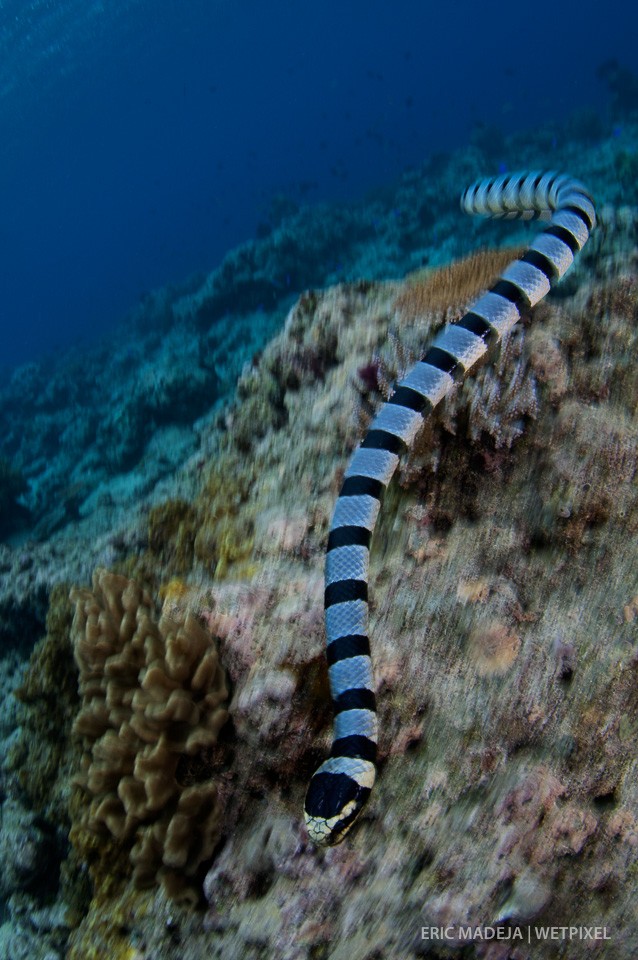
left=2, top=118, right=638, bottom=958
left=70, top=570, right=229, bottom=903
left=0, top=456, right=28, bottom=539
left=59, top=226, right=635, bottom=955
left=192, top=259, right=637, bottom=958
left=9, top=583, right=79, bottom=817
left=0, top=586, right=80, bottom=959
left=0, top=800, right=58, bottom=899
left=147, top=499, right=199, bottom=573
left=3, top=120, right=636, bottom=550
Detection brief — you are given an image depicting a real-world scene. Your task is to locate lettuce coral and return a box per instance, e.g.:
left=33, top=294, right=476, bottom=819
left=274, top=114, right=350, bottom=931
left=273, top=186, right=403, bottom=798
left=70, top=569, right=229, bottom=902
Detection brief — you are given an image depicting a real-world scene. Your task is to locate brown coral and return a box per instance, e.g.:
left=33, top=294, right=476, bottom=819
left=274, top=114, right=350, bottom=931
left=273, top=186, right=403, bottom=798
left=394, top=245, right=525, bottom=321
left=70, top=569, right=229, bottom=901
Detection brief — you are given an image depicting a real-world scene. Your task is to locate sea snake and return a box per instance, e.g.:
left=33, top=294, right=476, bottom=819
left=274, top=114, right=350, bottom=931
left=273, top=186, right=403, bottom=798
left=304, top=171, right=595, bottom=846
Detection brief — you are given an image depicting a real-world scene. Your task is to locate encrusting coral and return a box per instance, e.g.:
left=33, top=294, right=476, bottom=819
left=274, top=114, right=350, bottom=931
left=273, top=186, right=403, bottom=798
left=70, top=569, right=229, bottom=902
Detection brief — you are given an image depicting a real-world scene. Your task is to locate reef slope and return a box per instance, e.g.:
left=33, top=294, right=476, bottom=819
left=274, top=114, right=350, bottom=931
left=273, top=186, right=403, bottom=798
left=55, top=209, right=638, bottom=958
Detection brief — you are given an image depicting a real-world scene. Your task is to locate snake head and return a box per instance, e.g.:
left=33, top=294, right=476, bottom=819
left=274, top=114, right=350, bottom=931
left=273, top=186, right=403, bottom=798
left=304, top=758, right=375, bottom=846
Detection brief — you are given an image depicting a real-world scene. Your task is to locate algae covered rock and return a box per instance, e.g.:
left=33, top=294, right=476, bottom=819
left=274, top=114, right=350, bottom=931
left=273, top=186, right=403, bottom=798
left=185, top=237, right=637, bottom=956
left=48, top=247, right=638, bottom=957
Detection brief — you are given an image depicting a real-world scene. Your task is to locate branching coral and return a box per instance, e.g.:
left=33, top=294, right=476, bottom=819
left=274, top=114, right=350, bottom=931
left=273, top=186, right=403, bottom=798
left=70, top=570, right=229, bottom=902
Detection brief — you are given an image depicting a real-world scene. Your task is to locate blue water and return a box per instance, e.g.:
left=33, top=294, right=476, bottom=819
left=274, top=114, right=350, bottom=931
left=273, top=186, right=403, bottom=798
left=0, top=0, right=634, bottom=371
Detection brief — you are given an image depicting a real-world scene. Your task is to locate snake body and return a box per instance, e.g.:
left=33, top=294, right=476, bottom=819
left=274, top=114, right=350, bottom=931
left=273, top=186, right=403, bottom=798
left=304, top=171, right=596, bottom=846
